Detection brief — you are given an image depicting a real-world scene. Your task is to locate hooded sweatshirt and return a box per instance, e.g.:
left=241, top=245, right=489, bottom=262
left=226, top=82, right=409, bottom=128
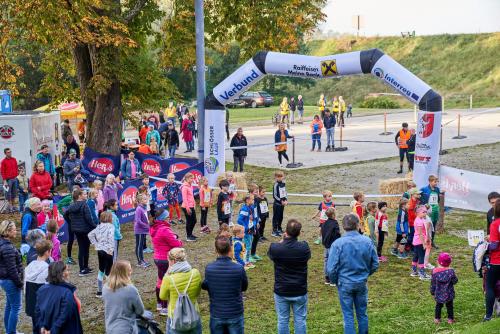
left=25, top=259, right=49, bottom=317
left=150, top=220, right=183, bottom=261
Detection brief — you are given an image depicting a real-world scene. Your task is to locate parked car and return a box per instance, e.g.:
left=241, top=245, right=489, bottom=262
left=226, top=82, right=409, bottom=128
left=227, top=98, right=246, bottom=108
left=239, top=91, right=274, bottom=108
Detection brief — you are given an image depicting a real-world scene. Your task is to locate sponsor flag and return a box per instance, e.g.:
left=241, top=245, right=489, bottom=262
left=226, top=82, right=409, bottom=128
left=414, top=111, right=441, bottom=188
left=204, top=109, right=225, bottom=186
left=440, top=165, right=500, bottom=212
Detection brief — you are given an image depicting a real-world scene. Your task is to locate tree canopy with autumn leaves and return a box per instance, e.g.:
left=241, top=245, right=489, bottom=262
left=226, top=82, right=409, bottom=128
left=1, top=0, right=325, bottom=154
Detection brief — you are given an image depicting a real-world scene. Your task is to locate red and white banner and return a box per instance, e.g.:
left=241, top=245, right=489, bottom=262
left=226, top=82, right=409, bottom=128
left=414, top=111, right=442, bottom=188
left=439, top=165, right=500, bottom=212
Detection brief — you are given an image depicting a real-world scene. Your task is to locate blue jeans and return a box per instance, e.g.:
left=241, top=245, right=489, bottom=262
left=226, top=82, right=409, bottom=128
left=337, top=282, right=368, bottom=334
left=169, top=145, right=177, bottom=158
left=166, top=317, right=202, bottom=334
left=326, top=128, right=335, bottom=147
left=18, top=190, right=29, bottom=211
left=274, top=293, right=308, bottom=334
left=312, top=134, right=321, bottom=150
left=210, top=315, right=244, bottom=334
left=0, top=279, right=22, bottom=334
left=168, top=117, right=176, bottom=127
left=244, top=234, right=253, bottom=262
left=324, top=248, right=330, bottom=276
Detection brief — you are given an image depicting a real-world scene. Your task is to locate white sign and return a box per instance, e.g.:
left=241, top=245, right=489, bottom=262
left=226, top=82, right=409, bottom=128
left=371, top=55, right=431, bottom=104
left=440, top=165, right=500, bottom=212
left=467, top=230, right=484, bottom=247
left=212, top=59, right=264, bottom=105
left=204, top=109, right=225, bottom=186
left=413, top=111, right=442, bottom=188
left=264, top=51, right=362, bottom=79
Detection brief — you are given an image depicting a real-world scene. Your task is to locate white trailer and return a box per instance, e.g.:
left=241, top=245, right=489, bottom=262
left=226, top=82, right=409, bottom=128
left=0, top=111, right=62, bottom=178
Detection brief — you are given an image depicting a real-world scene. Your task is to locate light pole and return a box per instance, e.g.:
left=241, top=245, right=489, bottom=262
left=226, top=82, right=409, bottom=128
left=195, top=0, right=206, bottom=162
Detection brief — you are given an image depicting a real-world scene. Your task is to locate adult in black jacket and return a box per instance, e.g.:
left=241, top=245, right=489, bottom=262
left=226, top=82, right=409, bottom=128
left=407, top=129, right=416, bottom=171
left=268, top=219, right=311, bottom=334
left=230, top=128, right=248, bottom=172
left=35, top=261, right=83, bottom=334
left=0, top=220, right=23, bottom=334
left=63, top=188, right=96, bottom=276
left=289, top=96, right=296, bottom=124
left=202, top=237, right=248, bottom=333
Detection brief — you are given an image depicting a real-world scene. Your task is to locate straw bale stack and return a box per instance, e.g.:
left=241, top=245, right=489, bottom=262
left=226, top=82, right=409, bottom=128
left=379, top=177, right=410, bottom=209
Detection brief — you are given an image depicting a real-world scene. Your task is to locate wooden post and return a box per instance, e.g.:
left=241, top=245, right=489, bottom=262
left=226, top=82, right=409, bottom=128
left=379, top=112, right=393, bottom=135
left=436, top=192, right=446, bottom=233
left=452, top=113, right=467, bottom=139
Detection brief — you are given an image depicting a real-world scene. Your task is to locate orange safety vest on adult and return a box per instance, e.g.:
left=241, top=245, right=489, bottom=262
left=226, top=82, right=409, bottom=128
left=397, top=129, right=411, bottom=149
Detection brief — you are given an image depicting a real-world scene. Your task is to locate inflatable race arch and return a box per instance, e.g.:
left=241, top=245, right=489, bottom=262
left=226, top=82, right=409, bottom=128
left=203, top=49, right=442, bottom=188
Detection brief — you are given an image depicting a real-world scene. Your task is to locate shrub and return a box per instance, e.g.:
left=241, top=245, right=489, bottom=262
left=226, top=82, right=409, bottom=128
left=359, top=96, right=400, bottom=109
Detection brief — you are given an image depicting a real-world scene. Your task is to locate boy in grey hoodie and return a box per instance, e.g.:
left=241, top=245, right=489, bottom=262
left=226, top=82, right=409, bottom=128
left=24, top=239, right=52, bottom=333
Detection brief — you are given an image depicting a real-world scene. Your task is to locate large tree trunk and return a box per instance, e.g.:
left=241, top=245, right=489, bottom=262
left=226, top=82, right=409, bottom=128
left=73, top=44, right=123, bottom=155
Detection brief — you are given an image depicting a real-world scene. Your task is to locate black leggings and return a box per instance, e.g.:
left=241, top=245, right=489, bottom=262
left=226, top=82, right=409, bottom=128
left=67, top=232, right=75, bottom=258
left=272, top=204, right=284, bottom=232
left=251, top=229, right=260, bottom=256
left=135, top=234, right=147, bottom=264
left=435, top=301, right=454, bottom=320
left=377, top=227, right=385, bottom=257
left=183, top=207, right=197, bottom=237
left=485, top=264, right=500, bottom=318
left=74, top=232, right=91, bottom=271
left=200, top=207, right=208, bottom=227
left=259, top=217, right=267, bottom=238
left=97, top=250, right=113, bottom=276
left=277, top=151, right=289, bottom=164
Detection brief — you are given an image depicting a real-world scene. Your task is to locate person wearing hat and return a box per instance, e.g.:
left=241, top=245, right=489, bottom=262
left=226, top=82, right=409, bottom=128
left=395, top=122, right=411, bottom=174
left=63, top=149, right=88, bottom=191
left=430, top=252, right=458, bottom=324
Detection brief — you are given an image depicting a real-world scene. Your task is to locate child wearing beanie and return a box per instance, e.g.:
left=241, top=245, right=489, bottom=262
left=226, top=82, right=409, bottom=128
left=430, top=252, right=458, bottom=324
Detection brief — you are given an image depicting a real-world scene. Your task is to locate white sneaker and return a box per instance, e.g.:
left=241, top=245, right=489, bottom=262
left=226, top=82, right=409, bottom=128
left=425, top=263, right=435, bottom=270
left=156, top=303, right=162, bottom=311
left=159, top=308, right=168, bottom=316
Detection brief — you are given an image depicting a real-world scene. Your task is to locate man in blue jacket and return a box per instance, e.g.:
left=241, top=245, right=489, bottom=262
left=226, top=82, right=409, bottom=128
left=327, top=214, right=379, bottom=334
left=202, top=237, right=248, bottom=334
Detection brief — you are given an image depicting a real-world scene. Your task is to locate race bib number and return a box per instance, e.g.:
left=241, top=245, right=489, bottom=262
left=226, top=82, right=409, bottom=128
left=279, top=187, right=287, bottom=199
left=249, top=220, right=254, bottom=229
left=320, top=210, right=328, bottom=221
left=429, top=193, right=438, bottom=205
left=203, top=191, right=211, bottom=203
left=224, top=202, right=231, bottom=215
left=259, top=202, right=269, bottom=214
left=229, top=184, right=236, bottom=193
left=381, top=219, right=389, bottom=232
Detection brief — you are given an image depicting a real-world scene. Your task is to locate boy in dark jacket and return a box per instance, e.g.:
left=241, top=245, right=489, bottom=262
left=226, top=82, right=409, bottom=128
left=271, top=170, right=287, bottom=237
left=217, top=180, right=231, bottom=226
left=25, top=240, right=52, bottom=332
left=321, top=207, right=341, bottom=285
left=255, top=186, right=270, bottom=241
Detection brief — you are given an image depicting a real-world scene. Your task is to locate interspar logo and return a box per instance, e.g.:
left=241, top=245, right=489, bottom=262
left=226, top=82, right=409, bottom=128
left=373, top=67, right=420, bottom=102
left=218, top=69, right=260, bottom=101
left=119, top=186, right=138, bottom=211
left=191, top=170, right=203, bottom=189
left=441, top=175, right=470, bottom=196
left=87, top=158, right=114, bottom=176
left=155, top=181, right=167, bottom=201
left=142, top=159, right=161, bottom=176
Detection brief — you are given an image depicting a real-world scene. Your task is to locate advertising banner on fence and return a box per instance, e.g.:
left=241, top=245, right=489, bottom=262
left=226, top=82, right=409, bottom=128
left=204, top=109, right=225, bottom=187
left=439, top=165, right=500, bottom=212
left=130, top=151, right=198, bottom=177
left=82, top=147, right=121, bottom=181
left=413, top=111, right=442, bottom=188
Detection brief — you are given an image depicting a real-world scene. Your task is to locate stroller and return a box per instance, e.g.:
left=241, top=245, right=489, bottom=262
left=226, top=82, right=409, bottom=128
left=473, top=241, right=500, bottom=316
left=137, top=313, right=163, bottom=334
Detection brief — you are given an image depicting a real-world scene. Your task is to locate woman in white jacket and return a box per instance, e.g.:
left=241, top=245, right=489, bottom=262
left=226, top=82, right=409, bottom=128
left=88, top=211, right=115, bottom=297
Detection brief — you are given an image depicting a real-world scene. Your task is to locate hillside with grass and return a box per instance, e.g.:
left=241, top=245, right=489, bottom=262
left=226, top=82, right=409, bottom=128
left=260, top=33, right=500, bottom=108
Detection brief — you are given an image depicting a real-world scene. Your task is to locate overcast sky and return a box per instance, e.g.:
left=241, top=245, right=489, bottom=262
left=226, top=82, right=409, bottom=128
left=320, top=0, right=500, bottom=36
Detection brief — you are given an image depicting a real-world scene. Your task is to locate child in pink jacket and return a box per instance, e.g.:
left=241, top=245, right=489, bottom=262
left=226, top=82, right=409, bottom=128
left=181, top=172, right=197, bottom=241
left=47, top=219, right=61, bottom=261
left=150, top=208, right=183, bottom=315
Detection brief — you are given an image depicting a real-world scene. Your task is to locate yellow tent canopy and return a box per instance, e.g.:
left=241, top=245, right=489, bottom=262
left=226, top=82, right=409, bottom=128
left=35, top=102, right=86, bottom=120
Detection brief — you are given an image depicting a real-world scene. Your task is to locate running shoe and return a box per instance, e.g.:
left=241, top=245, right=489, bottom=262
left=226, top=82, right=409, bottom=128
left=425, top=263, right=435, bottom=270
left=144, top=247, right=153, bottom=254
left=419, top=273, right=431, bottom=281
left=314, top=238, right=321, bottom=245
left=186, top=236, right=197, bottom=242
left=65, top=257, right=76, bottom=265
left=159, top=308, right=169, bottom=316
left=253, top=255, right=263, bottom=261
left=78, top=268, right=92, bottom=277
left=410, top=271, right=419, bottom=277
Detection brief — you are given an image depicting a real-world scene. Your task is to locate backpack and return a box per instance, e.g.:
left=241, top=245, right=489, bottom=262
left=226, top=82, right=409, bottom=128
left=169, top=271, right=200, bottom=331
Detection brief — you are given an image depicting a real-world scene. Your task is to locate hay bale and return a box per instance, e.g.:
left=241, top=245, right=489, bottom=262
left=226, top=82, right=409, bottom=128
left=379, top=177, right=409, bottom=209
left=213, top=172, right=248, bottom=202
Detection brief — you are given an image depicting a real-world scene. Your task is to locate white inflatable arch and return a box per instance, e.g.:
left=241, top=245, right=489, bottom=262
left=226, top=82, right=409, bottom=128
left=203, top=49, right=442, bottom=187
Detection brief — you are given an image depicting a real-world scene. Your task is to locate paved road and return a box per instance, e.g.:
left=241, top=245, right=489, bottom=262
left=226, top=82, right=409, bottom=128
left=159, top=108, right=500, bottom=169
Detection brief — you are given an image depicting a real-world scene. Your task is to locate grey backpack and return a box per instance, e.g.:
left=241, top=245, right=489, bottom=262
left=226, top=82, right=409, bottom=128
left=169, top=271, right=200, bottom=331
